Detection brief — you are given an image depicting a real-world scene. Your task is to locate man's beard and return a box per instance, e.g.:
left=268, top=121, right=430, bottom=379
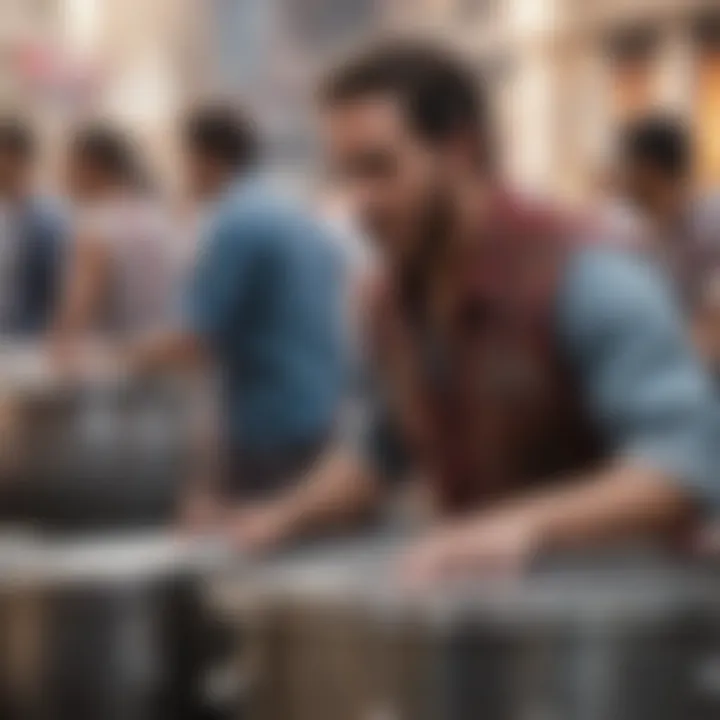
left=400, top=185, right=456, bottom=322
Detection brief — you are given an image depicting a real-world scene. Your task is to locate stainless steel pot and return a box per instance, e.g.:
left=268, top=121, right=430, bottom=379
left=0, top=532, right=232, bottom=720
left=0, top=347, right=199, bottom=530
left=215, top=537, right=720, bottom=720
left=0, top=347, right=231, bottom=719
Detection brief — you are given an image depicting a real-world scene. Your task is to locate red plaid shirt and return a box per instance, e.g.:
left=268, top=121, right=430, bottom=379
left=366, top=190, right=603, bottom=514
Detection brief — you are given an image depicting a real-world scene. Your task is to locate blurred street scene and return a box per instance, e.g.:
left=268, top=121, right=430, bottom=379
left=0, top=1, right=719, bottom=719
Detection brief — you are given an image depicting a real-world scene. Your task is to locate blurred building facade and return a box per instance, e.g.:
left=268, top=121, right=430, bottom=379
left=195, top=0, right=720, bottom=196
left=201, top=0, right=382, bottom=185
left=386, top=0, right=720, bottom=197
left=1, top=0, right=718, bottom=196
left=0, top=0, right=202, bottom=186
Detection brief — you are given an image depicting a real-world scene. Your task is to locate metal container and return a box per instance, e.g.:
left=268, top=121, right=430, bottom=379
left=215, top=536, right=720, bottom=720
left=0, top=346, right=199, bottom=530
left=0, top=346, right=222, bottom=719
left=0, top=532, right=232, bottom=720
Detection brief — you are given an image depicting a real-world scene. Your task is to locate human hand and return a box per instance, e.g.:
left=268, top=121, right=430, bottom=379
left=177, top=489, right=227, bottom=534
left=402, top=506, right=542, bottom=588
left=226, top=500, right=299, bottom=555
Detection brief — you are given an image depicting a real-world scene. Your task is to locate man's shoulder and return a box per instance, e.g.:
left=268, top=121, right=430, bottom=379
left=220, top=179, right=282, bottom=222
left=558, top=245, right=679, bottom=351
left=563, top=245, right=665, bottom=301
left=207, top=191, right=285, bottom=261
left=218, top=179, right=315, bottom=239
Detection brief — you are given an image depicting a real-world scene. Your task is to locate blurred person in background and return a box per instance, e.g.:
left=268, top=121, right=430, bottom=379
left=620, top=116, right=720, bottom=370
left=129, top=105, right=346, bottom=546
left=227, top=40, right=720, bottom=580
left=50, top=124, right=178, bottom=349
left=0, top=118, right=66, bottom=335
left=589, top=164, right=648, bottom=247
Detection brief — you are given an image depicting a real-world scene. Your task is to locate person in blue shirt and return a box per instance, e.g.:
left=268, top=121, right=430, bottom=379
left=130, top=105, right=346, bottom=537
left=0, top=118, right=65, bottom=335
left=219, top=41, right=720, bottom=572
left=618, top=116, right=720, bottom=370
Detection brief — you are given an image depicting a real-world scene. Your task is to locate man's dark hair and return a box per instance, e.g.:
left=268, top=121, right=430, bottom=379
left=621, top=116, right=693, bottom=179
left=71, top=123, right=145, bottom=187
left=321, top=40, right=491, bottom=159
left=183, top=105, right=259, bottom=170
left=0, top=118, right=35, bottom=160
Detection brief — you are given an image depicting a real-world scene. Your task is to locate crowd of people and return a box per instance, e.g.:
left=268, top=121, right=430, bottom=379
left=1, top=38, right=720, bottom=582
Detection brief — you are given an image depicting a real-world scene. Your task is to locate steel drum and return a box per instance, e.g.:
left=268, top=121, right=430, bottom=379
left=0, top=531, right=233, bottom=720
left=0, top=345, right=222, bottom=720
left=0, top=345, right=198, bottom=530
left=214, top=535, right=720, bottom=720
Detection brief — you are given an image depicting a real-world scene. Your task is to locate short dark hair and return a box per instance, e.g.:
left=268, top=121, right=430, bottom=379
left=183, top=105, right=259, bottom=170
left=621, top=116, right=692, bottom=179
left=70, top=123, right=141, bottom=185
left=0, top=118, right=35, bottom=160
left=321, top=40, right=491, bottom=155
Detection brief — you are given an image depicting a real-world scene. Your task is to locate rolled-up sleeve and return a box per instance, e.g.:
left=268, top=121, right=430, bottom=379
left=559, top=247, right=720, bottom=511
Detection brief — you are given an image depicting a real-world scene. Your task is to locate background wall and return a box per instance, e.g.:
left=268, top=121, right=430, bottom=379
left=1, top=0, right=718, bottom=196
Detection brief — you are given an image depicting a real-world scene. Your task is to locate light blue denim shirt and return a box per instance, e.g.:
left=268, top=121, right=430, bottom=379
left=557, top=245, right=719, bottom=509
left=185, top=176, right=346, bottom=451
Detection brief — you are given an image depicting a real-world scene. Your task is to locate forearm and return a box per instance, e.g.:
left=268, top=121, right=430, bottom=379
left=185, top=375, right=223, bottom=495
left=269, top=451, right=383, bottom=540
left=128, top=331, right=208, bottom=377
left=514, top=463, right=697, bottom=553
